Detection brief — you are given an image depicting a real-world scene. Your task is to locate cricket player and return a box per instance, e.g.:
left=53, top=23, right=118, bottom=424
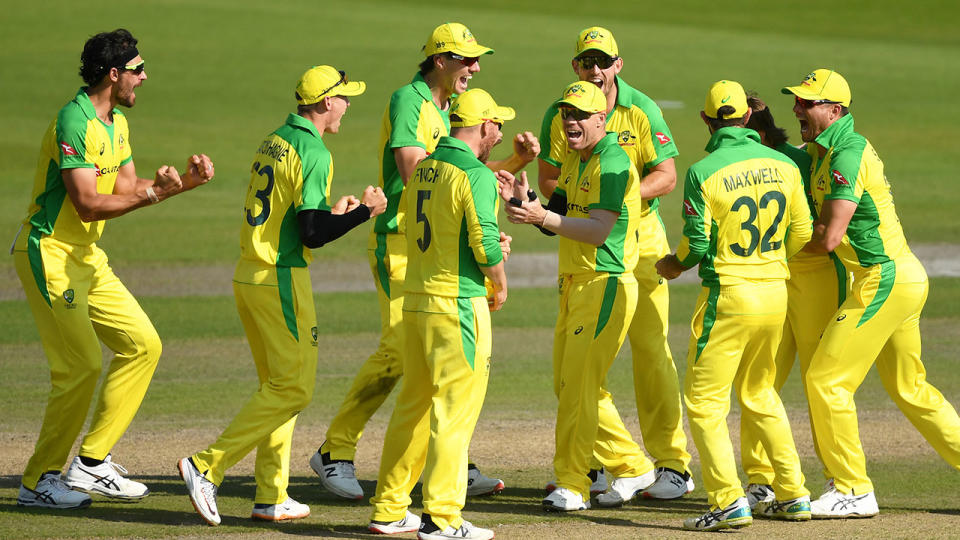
left=504, top=82, right=654, bottom=512
left=783, top=69, right=960, bottom=518
left=367, top=88, right=509, bottom=540
left=537, top=26, right=692, bottom=499
left=655, top=80, right=813, bottom=531
left=14, top=28, right=214, bottom=510
left=313, top=22, right=537, bottom=500
left=738, top=95, right=847, bottom=508
left=178, top=65, right=386, bottom=526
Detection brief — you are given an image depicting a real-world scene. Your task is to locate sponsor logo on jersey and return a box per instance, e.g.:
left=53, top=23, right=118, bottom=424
left=831, top=169, right=850, bottom=186
left=99, top=142, right=105, bottom=156
left=94, top=163, right=121, bottom=177
left=311, top=326, right=318, bottom=346
left=655, top=132, right=671, bottom=144
left=683, top=199, right=697, bottom=216
left=574, top=326, right=584, bottom=335
left=836, top=314, right=847, bottom=321
left=60, top=142, right=78, bottom=156
left=432, top=127, right=440, bottom=140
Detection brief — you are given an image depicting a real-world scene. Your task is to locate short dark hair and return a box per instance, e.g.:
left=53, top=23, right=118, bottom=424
left=79, top=28, right=139, bottom=86
left=745, top=95, right=788, bottom=147
left=706, top=105, right=747, bottom=131
left=419, top=55, right=437, bottom=75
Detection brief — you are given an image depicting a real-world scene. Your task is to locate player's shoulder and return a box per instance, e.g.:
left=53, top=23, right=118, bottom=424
left=389, top=79, right=428, bottom=109
left=56, top=95, right=91, bottom=132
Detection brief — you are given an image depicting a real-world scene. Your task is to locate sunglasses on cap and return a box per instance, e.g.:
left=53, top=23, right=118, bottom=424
left=559, top=107, right=592, bottom=121
left=795, top=95, right=839, bottom=108
left=317, top=70, right=348, bottom=98
left=448, top=53, right=480, bottom=67
left=122, top=60, right=145, bottom=75
left=575, top=55, right=617, bottom=70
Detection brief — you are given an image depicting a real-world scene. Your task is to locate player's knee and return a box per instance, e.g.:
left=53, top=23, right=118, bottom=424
left=135, top=326, right=162, bottom=364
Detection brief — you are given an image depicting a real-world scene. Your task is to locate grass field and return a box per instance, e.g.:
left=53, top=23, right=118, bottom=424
left=2, top=0, right=960, bottom=537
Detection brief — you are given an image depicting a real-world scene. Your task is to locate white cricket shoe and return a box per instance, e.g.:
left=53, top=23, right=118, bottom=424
left=64, top=455, right=149, bottom=500
left=542, top=487, right=590, bottom=512
left=251, top=496, right=310, bottom=521
left=17, top=473, right=91, bottom=509
left=418, top=514, right=494, bottom=540
left=641, top=467, right=694, bottom=499
left=178, top=457, right=220, bottom=526
left=466, top=464, right=504, bottom=496
left=310, top=450, right=363, bottom=500
left=754, top=495, right=811, bottom=521
left=811, top=487, right=878, bottom=519
left=683, top=497, right=753, bottom=531
left=369, top=510, right=421, bottom=534
left=595, top=469, right=656, bottom=507
left=745, top=483, right=775, bottom=510
left=545, top=468, right=607, bottom=495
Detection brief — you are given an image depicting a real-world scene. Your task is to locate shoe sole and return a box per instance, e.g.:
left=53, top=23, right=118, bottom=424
left=16, top=497, right=92, bottom=510
left=467, top=480, right=505, bottom=497
left=542, top=502, right=587, bottom=512
left=368, top=524, right=419, bottom=534
left=251, top=511, right=310, bottom=521
left=812, top=511, right=878, bottom=519
left=310, top=460, right=364, bottom=500
left=177, top=459, right=220, bottom=526
left=66, top=482, right=149, bottom=501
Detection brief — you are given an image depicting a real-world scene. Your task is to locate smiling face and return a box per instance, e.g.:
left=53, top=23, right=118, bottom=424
left=792, top=96, right=843, bottom=143
left=114, top=55, right=147, bottom=108
left=561, top=106, right=606, bottom=154
left=323, top=95, right=350, bottom=134
left=440, top=53, right=481, bottom=96
left=572, top=53, right=622, bottom=100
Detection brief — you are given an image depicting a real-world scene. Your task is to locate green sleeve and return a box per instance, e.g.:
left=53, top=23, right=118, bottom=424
left=55, top=106, right=93, bottom=170
left=538, top=103, right=563, bottom=167
left=298, top=145, right=332, bottom=211
left=641, top=101, right=678, bottom=168
left=387, top=89, right=426, bottom=150
left=677, top=167, right=709, bottom=267
left=824, top=139, right=866, bottom=203
left=465, top=167, right=503, bottom=267
left=592, top=149, right=628, bottom=213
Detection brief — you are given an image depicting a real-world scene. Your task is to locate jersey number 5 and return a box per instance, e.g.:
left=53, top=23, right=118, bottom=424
left=729, top=190, right=785, bottom=257
left=416, top=190, right=432, bottom=252
left=245, top=162, right=275, bottom=226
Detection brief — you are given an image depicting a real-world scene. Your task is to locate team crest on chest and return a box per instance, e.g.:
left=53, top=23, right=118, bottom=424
left=63, top=289, right=77, bottom=309
left=618, top=130, right=636, bottom=147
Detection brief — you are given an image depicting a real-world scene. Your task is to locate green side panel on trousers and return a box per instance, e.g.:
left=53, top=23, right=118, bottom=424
left=457, top=297, right=477, bottom=370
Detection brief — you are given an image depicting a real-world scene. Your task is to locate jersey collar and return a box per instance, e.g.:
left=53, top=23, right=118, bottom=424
left=286, top=113, right=322, bottom=139
left=814, top=113, right=855, bottom=151
left=435, top=135, right=474, bottom=155
left=612, top=75, right=636, bottom=109
left=75, top=88, right=98, bottom=120
left=590, top=131, right=619, bottom=156
left=704, top=126, right=761, bottom=152
left=410, top=72, right=434, bottom=103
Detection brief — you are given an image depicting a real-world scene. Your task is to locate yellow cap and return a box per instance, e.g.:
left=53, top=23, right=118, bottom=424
left=422, top=22, right=494, bottom=57
left=703, top=80, right=748, bottom=119
left=781, top=69, right=851, bottom=107
left=575, top=26, right=618, bottom=58
left=295, top=65, right=365, bottom=105
left=449, top=89, right=515, bottom=128
left=555, top=81, right=607, bottom=114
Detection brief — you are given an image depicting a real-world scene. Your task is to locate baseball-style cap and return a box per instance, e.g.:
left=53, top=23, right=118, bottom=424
left=555, top=81, right=607, bottom=114
left=422, top=22, right=494, bottom=57
left=781, top=69, right=851, bottom=107
left=703, top=80, right=748, bottom=119
left=575, top=26, right=618, bottom=58
left=449, top=89, right=515, bottom=127
left=295, top=65, right=365, bottom=105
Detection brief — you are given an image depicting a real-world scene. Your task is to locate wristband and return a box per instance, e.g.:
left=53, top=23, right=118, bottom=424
left=146, top=186, right=160, bottom=203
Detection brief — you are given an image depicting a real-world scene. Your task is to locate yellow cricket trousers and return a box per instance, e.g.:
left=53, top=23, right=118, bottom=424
left=805, top=255, right=960, bottom=495
left=371, top=294, right=490, bottom=531
left=14, top=228, right=161, bottom=489
left=192, top=264, right=318, bottom=504
left=685, top=280, right=808, bottom=509
left=323, top=232, right=406, bottom=460
left=553, top=273, right=653, bottom=497
left=623, top=213, right=690, bottom=474
left=742, top=254, right=845, bottom=485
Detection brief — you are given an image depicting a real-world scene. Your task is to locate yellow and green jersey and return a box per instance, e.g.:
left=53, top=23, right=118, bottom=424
left=676, top=128, right=812, bottom=286
left=555, top=132, right=643, bottom=276
left=22, top=88, right=132, bottom=246
left=375, top=72, right=451, bottom=235
left=237, top=113, right=332, bottom=280
left=539, top=76, right=678, bottom=217
left=808, top=114, right=913, bottom=273
left=403, top=136, right=502, bottom=299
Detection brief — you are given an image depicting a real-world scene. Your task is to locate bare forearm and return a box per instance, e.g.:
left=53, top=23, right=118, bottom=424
left=487, top=153, right=527, bottom=175
left=541, top=212, right=610, bottom=246
left=638, top=168, right=676, bottom=200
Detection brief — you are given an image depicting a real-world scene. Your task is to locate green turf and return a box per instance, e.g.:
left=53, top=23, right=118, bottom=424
left=2, top=0, right=959, bottom=270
